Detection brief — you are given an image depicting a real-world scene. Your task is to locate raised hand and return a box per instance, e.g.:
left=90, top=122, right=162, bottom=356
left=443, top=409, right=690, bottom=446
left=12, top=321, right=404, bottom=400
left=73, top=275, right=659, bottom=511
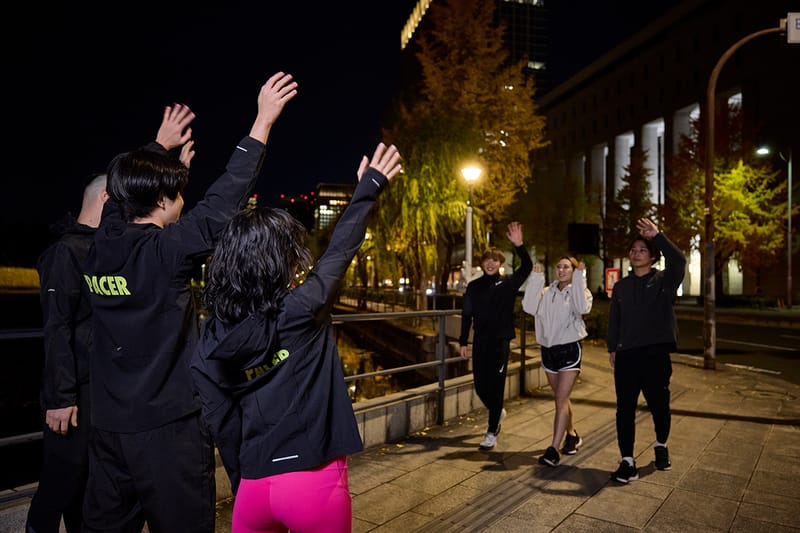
left=250, top=72, right=298, bottom=143
left=507, top=221, right=523, bottom=247
left=636, top=218, right=659, bottom=239
left=357, top=143, right=401, bottom=181
left=155, top=103, right=195, bottom=151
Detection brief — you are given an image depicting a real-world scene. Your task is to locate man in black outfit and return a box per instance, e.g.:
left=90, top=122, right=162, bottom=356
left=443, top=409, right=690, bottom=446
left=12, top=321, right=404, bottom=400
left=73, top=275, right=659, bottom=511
left=607, top=217, right=686, bottom=483
left=459, top=221, right=532, bottom=450
left=81, top=72, right=297, bottom=532
left=26, top=174, right=107, bottom=533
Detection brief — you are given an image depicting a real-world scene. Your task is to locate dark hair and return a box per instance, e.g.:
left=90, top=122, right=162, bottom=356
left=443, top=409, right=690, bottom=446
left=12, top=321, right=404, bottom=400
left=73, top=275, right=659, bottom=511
left=480, top=247, right=506, bottom=265
left=629, top=235, right=661, bottom=264
left=204, top=207, right=313, bottom=323
left=106, top=149, right=189, bottom=222
left=557, top=256, right=579, bottom=269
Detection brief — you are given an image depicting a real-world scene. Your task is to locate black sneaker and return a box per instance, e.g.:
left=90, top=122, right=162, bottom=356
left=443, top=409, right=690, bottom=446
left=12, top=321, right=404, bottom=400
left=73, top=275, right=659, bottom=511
left=611, top=461, right=639, bottom=483
left=654, top=445, right=672, bottom=470
left=538, top=446, right=560, bottom=467
left=561, top=431, right=583, bottom=455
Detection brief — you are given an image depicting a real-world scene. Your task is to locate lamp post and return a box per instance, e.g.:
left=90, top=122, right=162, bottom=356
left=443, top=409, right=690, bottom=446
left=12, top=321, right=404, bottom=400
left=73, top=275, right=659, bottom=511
left=461, top=165, right=482, bottom=283
left=703, top=20, right=786, bottom=370
left=757, top=145, right=794, bottom=308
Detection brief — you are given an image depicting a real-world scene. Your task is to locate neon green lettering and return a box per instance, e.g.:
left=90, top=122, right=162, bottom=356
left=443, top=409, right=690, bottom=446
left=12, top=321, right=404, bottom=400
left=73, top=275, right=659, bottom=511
left=115, top=276, right=130, bottom=295
left=91, top=276, right=101, bottom=294
left=84, top=275, right=94, bottom=293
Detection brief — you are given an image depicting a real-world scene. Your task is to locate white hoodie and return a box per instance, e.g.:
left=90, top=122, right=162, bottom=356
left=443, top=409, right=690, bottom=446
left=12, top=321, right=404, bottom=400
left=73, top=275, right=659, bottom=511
left=522, top=270, right=593, bottom=347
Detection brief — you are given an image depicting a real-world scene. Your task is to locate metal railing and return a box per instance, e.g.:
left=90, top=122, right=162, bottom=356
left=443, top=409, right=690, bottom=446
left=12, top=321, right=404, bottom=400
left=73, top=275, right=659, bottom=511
left=0, top=302, right=537, bottom=448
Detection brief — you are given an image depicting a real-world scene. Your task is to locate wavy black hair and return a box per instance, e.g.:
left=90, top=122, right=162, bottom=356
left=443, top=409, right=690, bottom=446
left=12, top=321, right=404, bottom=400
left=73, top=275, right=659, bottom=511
left=106, top=149, right=189, bottom=222
left=204, top=207, right=313, bottom=323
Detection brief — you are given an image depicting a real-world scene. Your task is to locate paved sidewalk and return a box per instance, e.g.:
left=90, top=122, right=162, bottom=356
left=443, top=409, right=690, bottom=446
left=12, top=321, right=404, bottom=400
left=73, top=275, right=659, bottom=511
left=339, top=343, right=800, bottom=532
left=4, top=342, right=799, bottom=532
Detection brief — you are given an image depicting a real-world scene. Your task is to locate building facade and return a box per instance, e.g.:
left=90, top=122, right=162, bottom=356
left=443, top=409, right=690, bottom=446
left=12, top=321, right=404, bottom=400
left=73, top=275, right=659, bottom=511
left=530, top=0, right=798, bottom=302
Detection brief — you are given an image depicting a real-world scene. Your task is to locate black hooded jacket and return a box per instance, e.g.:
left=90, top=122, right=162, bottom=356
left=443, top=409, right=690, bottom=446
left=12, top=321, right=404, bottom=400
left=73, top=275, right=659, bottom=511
left=607, top=232, right=687, bottom=353
left=37, top=218, right=96, bottom=409
left=190, top=168, right=388, bottom=492
left=84, top=136, right=266, bottom=432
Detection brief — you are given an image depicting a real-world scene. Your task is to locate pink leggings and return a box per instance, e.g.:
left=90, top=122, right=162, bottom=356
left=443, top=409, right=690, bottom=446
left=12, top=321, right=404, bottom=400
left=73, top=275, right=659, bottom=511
left=232, top=457, right=351, bottom=533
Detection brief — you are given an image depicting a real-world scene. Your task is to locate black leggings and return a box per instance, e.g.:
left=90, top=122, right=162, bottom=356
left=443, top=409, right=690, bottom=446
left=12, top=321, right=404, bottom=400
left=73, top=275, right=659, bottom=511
left=614, top=347, right=672, bottom=457
left=471, top=338, right=510, bottom=433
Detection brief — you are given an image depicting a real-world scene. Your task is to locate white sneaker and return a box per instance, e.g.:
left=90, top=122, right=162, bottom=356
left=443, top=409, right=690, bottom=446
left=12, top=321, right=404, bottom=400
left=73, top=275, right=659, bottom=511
left=479, top=432, right=497, bottom=450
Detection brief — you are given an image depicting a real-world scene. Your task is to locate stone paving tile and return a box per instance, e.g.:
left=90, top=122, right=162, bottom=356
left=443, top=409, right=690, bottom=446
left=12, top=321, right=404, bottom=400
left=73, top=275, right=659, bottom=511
left=364, top=511, right=430, bottom=533
left=741, top=487, right=800, bottom=512
left=654, top=488, right=739, bottom=531
left=508, top=490, right=587, bottom=528
left=748, top=468, right=796, bottom=497
left=352, top=483, right=431, bottom=526
left=553, top=512, right=639, bottom=532
left=644, top=513, right=726, bottom=532
left=729, top=514, right=800, bottom=533
left=737, top=500, right=800, bottom=530
left=697, top=449, right=759, bottom=476
left=575, top=485, right=661, bottom=528
left=677, top=467, right=749, bottom=500
left=411, top=484, right=484, bottom=519
left=389, top=460, right=476, bottom=495
left=756, top=449, right=800, bottom=475
left=348, top=458, right=410, bottom=494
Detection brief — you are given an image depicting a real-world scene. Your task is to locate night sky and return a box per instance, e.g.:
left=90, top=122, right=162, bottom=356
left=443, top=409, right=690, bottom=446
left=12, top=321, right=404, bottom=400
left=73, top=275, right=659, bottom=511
left=2, top=1, right=677, bottom=263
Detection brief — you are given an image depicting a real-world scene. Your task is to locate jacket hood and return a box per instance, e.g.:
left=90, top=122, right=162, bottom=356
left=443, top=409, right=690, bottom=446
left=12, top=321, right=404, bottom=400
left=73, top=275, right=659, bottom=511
left=195, top=314, right=280, bottom=395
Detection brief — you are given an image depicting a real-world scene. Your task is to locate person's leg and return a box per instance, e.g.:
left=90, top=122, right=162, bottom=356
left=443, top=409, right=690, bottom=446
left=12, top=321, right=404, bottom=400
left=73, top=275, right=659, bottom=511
left=642, top=350, right=673, bottom=444
left=614, top=350, right=641, bottom=459
left=471, top=339, right=492, bottom=412
left=549, top=370, right=580, bottom=449
left=129, top=414, right=216, bottom=533
left=485, top=341, right=509, bottom=433
left=27, top=385, right=91, bottom=533
left=81, top=428, right=145, bottom=533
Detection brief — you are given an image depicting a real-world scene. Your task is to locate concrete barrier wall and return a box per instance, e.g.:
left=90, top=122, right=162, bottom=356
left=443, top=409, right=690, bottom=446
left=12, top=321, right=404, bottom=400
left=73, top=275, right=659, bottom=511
left=213, top=358, right=546, bottom=501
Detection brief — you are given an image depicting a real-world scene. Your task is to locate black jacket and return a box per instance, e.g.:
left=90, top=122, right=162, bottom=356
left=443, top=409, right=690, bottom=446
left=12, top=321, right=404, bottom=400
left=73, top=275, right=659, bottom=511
left=190, top=169, right=387, bottom=492
left=84, top=136, right=266, bottom=432
left=459, top=244, right=533, bottom=346
left=607, top=232, right=687, bottom=353
left=37, top=220, right=95, bottom=409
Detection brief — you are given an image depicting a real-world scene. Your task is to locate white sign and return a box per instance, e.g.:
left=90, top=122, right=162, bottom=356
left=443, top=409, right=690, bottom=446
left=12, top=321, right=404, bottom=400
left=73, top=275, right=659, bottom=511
left=789, top=13, right=800, bottom=43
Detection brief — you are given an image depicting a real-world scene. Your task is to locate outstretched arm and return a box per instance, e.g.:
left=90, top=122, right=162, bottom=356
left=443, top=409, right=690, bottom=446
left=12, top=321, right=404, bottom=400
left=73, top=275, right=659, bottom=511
left=249, top=72, right=298, bottom=145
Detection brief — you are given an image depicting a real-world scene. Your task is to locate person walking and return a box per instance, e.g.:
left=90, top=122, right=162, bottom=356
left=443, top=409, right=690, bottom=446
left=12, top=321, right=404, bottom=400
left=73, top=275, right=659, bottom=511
left=607, top=217, right=686, bottom=483
left=26, top=173, right=108, bottom=533
left=522, top=256, right=592, bottom=467
left=190, top=143, right=401, bottom=533
left=81, top=72, right=297, bottom=532
left=459, top=222, right=533, bottom=450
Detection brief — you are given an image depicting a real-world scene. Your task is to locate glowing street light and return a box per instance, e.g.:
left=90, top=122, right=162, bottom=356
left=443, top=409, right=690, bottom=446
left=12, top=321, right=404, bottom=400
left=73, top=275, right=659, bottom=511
left=461, top=165, right=482, bottom=283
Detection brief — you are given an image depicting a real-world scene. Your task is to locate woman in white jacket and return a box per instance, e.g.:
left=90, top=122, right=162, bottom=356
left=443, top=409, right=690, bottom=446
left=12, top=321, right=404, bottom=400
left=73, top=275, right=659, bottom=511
left=522, top=257, right=593, bottom=467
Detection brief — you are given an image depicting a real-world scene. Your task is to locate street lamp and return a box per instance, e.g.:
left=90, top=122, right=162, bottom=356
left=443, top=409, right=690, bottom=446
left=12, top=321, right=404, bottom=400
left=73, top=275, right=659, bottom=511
left=461, top=165, right=482, bottom=283
left=702, top=19, right=786, bottom=370
left=756, top=145, right=793, bottom=308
